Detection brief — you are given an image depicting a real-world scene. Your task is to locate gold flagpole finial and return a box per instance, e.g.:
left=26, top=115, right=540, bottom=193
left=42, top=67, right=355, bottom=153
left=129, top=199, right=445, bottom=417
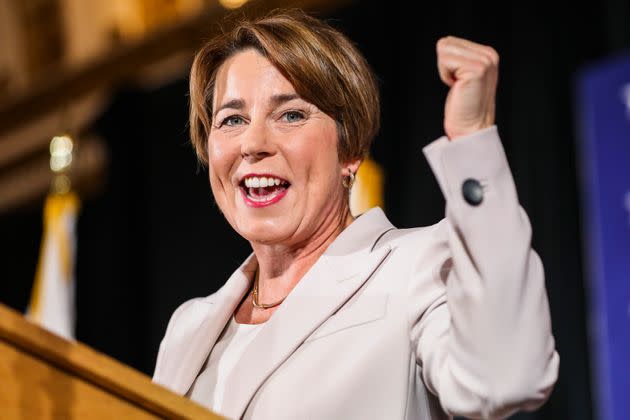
left=49, top=134, right=74, bottom=194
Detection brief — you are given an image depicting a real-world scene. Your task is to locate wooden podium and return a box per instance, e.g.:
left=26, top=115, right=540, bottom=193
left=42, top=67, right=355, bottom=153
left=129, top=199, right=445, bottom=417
left=0, top=303, right=223, bottom=419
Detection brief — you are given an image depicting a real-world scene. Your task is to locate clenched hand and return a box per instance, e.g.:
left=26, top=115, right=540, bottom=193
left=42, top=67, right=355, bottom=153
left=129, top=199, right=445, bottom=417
left=436, top=36, right=499, bottom=140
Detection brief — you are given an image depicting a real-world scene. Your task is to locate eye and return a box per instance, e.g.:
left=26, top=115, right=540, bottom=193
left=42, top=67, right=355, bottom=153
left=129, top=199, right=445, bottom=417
left=281, top=110, right=305, bottom=123
left=220, top=115, right=245, bottom=127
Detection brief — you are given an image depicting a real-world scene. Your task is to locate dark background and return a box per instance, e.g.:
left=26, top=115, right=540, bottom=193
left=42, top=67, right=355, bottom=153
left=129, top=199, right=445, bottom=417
left=3, top=1, right=630, bottom=418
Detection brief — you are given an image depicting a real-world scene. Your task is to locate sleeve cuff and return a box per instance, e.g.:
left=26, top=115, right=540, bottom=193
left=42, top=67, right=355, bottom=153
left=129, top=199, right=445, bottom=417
left=422, top=126, right=517, bottom=211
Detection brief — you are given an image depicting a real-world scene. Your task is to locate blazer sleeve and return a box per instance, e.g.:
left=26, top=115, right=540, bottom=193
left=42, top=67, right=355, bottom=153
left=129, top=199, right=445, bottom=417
left=409, top=126, right=559, bottom=419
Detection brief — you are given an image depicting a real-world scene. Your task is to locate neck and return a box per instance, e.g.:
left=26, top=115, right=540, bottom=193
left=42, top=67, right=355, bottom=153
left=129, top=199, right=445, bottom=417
left=250, top=203, right=354, bottom=303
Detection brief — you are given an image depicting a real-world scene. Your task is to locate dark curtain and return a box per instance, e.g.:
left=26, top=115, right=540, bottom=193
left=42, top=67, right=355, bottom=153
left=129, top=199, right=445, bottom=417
left=3, top=1, right=629, bottom=418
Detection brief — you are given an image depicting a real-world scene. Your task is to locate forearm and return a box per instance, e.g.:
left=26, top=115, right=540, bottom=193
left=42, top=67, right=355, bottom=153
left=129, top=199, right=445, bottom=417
left=417, top=127, right=559, bottom=419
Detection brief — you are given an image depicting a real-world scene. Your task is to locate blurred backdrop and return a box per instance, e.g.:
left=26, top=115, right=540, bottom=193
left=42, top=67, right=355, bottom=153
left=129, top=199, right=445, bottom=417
left=1, top=0, right=629, bottom=419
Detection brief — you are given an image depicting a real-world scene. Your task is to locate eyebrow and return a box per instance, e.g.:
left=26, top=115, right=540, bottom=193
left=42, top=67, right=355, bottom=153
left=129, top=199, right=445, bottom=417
left=213, top=94, right=301, bottom=119
left=213, top=99, right=244, bottom=119
left=270, top=93, right=300, bottom=107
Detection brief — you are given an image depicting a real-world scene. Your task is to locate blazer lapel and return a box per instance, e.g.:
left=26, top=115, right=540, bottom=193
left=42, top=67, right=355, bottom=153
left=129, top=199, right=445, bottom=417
left=221, top=208, right=395, bottom=419
left=160, top=255, right=256, bottom=395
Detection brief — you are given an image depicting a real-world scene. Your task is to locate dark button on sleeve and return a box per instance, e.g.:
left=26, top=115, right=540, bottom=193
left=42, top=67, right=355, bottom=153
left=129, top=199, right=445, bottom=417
left=462, top=178, right=483, bottom=206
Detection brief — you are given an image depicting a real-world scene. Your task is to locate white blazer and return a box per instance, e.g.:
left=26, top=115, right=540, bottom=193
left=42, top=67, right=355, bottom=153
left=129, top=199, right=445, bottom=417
left=153, top=126, right=559, bottom=420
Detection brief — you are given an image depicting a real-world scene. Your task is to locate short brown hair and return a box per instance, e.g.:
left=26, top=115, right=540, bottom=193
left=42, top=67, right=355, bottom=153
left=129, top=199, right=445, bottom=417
left=189, top=8, right=380, bottom=165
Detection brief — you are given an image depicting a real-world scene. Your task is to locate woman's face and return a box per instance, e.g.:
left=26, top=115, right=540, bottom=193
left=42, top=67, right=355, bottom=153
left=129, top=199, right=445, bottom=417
left=208, top=48, right=349, bottom=246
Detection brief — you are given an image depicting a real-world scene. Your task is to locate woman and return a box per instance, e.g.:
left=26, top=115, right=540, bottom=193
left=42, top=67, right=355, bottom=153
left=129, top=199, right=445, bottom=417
left=153, top=9, right=559, bottom=420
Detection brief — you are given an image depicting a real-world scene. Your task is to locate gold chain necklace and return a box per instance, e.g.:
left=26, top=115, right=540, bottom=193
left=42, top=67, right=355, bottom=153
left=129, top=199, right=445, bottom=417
left=252, top=269, right=286, bottom=309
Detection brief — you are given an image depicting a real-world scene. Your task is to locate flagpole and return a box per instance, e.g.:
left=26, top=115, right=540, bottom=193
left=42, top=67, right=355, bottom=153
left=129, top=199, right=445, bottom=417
left=27, top=133, right=81, bottom=340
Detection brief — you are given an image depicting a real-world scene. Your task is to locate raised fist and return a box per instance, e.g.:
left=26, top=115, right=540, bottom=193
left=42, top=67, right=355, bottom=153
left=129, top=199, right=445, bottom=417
left=436, top=36, right=499, bottom=140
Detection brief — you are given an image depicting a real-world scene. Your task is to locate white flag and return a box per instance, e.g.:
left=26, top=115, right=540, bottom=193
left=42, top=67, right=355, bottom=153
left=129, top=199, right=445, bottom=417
left=27, top=192, right=80, bottom=340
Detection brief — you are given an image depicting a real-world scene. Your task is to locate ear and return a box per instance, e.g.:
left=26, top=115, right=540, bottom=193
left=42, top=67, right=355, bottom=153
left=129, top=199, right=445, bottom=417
left=341, top=159, right=362, bottom=176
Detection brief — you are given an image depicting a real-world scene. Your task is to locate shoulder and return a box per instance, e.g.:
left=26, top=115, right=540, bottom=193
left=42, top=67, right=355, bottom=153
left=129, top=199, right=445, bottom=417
left=163, top=287, right=224, bottom=336
left=351, top=215, right=452, bottom=291
left=165, top=297, right=204, bottom=334
left=370, top=217, right=454, bottom=287
left=377, top=218, right=449, bottom=252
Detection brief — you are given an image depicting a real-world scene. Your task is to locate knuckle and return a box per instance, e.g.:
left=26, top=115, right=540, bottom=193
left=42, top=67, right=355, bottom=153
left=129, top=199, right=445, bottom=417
left=485, top=46, right=500, bottom=64
left=436, top=36, right=451, bottom=50
left=479, top=55, right=493, bottom=67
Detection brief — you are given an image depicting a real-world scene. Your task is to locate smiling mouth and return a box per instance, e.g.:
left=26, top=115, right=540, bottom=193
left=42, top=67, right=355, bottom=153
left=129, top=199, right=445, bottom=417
left=239, top=175, right=291, bottom=207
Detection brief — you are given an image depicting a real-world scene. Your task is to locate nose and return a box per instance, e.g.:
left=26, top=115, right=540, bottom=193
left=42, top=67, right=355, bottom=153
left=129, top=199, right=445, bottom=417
left=241, top=120, right=275, bottom=162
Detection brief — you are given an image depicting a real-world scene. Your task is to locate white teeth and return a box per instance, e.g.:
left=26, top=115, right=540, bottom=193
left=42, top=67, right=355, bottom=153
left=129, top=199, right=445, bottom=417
left=242, top=176, right=286, bottom=188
